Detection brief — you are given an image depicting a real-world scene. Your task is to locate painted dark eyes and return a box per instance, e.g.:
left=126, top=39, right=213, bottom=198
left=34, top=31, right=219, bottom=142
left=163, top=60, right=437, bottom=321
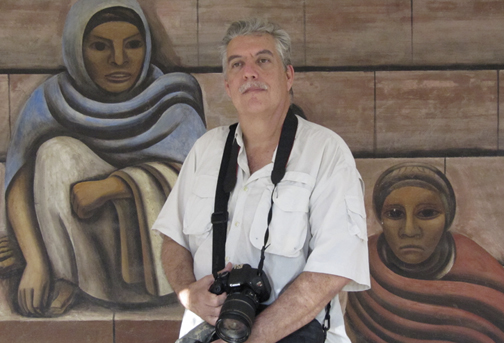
left=383, top=207, right=441, bottom=220
left=383, top=208, right=404, bottom=220
left=88, top=39, right=143, bottom=51
left=416, top=208, right=441, bottom=219
left=125, top=39, right=143, bottom=49
left=90, top=41, right=107, bottom=51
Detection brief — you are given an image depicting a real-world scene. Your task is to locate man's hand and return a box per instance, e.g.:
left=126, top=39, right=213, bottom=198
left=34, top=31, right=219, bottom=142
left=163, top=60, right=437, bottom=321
left=71, top=176, right=131, bottom=219
left=178, top=263, right=232, bottom=326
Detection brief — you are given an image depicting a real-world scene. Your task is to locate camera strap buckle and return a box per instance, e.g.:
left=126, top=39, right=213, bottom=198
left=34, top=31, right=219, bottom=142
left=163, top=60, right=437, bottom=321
left=211, top=211, right=229, bottom=225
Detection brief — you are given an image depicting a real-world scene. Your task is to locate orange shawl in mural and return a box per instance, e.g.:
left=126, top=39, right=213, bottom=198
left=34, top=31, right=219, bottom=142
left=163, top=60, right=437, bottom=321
left=346, top=234, right=504, bottom=343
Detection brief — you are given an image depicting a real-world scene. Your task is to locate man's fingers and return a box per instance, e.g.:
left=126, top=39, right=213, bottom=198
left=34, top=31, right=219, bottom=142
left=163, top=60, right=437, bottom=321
left=205, top=314, right=218, bottom=326
left=218, top=262, right=233, bottom=274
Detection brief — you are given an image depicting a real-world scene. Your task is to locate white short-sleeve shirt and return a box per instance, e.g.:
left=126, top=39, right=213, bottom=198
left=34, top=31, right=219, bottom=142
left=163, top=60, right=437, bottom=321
left=152, top=116, right=370, bottom=343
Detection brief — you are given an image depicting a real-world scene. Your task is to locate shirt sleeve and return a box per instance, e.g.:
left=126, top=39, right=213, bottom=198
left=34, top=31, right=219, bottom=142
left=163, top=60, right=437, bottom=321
left=151, top=144, right=198, bottom=251
left=304, top=146, right=370, bottom=292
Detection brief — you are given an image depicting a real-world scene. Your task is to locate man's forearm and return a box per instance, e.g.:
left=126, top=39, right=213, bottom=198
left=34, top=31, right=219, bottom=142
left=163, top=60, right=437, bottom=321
left=161, top=235, right=228, bottom=325
left=247, top=272, right=350, bottom=343
left=161, top=235, right=196, bottom=296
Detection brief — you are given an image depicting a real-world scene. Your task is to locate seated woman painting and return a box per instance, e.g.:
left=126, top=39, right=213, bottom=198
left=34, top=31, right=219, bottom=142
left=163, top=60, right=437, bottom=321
left=3, top=0, right=206, bottom=317
left=346, top=162, right=504, bottom=342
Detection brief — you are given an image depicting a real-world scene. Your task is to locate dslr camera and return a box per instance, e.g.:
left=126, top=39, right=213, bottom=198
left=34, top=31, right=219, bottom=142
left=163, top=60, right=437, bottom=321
left=209, top=264, right=271, bottom=343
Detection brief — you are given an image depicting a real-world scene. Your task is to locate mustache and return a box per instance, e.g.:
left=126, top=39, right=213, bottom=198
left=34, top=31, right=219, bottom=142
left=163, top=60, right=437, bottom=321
left=239, top=81, right=268, bottom=94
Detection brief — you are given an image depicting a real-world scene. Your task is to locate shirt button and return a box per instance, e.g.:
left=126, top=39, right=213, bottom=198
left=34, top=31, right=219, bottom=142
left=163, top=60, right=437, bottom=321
left=234, top=221, right=240, bottom=227
left=225, top=256, right=230, bottom=263
left=243, top=186, right=248, bottom=192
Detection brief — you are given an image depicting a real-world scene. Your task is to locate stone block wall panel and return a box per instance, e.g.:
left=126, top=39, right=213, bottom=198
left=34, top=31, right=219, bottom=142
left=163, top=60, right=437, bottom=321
left=0, top=319, right=113, bottom=343
left=294, top=72, right=375, bottom=154
left=499, top=70, right=504, bottom=152
left=413, top=0, right=504, bottom=65
left=142, top=0, right=198, bottom=67
left=0, top=0, right=74, bottom=69
left=8, top=74, right=52, bottom=142
left=198, top=0, right=305, bottom=67
left=305, top=0, right=411, bottom=66
left=193, top=73, right=236, bottom=130
left=114, top=305, right=184, bottom=343
left=4, top=0, right=504, bottom=69
left=0, top=76, right=9, bottom=160
left=446, top=156, right=504, bottom=264
left=375, top=70, right=497, bottom=155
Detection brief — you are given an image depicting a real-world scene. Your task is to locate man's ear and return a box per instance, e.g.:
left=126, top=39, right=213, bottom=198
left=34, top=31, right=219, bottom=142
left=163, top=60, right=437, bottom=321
left=224, top=78, right=231, bottom=98
left=286, top=65, right=294, bottom=91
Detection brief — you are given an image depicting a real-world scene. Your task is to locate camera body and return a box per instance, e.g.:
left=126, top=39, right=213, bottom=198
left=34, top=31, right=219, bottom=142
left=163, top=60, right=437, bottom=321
left=209, top=264, right=271, bottom=343
left=209, top=264, right=271, bottom=301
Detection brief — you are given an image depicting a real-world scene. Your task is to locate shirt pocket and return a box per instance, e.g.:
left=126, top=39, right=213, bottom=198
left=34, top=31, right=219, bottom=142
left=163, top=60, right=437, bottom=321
left=182, top=175, right=216, bottom=246
left=250, top=172, right=314, bottom=258
left=345, top=195, right=367, bottom=241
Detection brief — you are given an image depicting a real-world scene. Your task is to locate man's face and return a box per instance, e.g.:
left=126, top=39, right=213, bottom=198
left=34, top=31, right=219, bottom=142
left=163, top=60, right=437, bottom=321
left=224, top=34, right=294, bottom=117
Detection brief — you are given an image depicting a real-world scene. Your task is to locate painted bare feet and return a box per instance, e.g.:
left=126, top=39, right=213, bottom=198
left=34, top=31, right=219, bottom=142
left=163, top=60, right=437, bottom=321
left=47, top=280, right=76, bottom=316
left=0, top=236, right=24, bottom=278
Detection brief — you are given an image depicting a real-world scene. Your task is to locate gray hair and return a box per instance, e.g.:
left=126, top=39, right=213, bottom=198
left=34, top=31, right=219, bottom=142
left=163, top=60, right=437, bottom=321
left=220, top=18, right=292, bottom=76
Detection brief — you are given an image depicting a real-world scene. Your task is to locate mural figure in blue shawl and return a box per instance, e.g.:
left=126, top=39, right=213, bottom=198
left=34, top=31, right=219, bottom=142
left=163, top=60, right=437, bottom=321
left=3, top=0, right=206, bottom=317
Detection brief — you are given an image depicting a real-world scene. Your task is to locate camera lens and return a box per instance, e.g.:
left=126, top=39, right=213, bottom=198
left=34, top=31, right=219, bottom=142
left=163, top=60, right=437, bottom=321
left=217, top=316, right=249, bottom=341
left=215, top=293, right=257, bottom=343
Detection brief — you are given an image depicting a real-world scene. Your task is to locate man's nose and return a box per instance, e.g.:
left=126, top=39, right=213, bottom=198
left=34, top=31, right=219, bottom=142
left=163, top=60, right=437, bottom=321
left=242, top=62, right=258, bottom=79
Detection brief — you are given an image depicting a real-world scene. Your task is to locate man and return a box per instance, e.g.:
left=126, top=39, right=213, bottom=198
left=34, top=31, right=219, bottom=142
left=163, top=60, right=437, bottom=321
left=152, top=18, right=370, bottom=343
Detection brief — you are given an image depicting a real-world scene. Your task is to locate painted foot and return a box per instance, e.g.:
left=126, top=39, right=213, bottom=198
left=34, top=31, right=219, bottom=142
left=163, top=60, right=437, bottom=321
left=47, top=280, right=76, bottom=316
left=0, top=236, right=24, bottom=278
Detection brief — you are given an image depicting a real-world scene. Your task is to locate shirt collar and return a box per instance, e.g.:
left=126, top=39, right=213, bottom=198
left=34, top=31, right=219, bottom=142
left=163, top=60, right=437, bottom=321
left=234, top=123, right=277, bottom=181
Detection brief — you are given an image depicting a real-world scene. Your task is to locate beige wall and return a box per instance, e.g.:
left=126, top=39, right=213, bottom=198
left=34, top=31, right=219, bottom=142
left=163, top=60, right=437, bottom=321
left=3, top=1, right=504, bottom=68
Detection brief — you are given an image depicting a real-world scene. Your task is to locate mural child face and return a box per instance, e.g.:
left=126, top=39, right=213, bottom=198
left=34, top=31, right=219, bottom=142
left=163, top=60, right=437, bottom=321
left=381, top=186, right=446, bottom=265
left=83, top=21, right=145, bottom=94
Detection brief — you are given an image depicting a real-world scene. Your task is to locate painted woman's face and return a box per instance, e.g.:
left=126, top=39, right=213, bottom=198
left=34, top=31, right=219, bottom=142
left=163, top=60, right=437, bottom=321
left=83, top=21, right=145, bottom=93
left=381, top=186, right=446, bottom=264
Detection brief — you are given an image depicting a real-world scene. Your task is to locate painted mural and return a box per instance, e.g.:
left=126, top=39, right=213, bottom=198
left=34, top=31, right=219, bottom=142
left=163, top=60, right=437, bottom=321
left=1, top=0, right=205, bottom=317
left=345, top=163, right=504, bottom=342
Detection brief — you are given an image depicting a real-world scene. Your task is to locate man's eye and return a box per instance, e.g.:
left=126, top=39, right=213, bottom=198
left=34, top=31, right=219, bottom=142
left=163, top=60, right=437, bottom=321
left=90, top=41, right=108, bottom=51
left=231, top=61, right=242, bottom=68
left=416, top=208, right=440, bottom=219
left=125, top=39, right=143, bottom=49
left=384, top=208, right=404, bottom=220
left=258, top=58, right=270, bottom=64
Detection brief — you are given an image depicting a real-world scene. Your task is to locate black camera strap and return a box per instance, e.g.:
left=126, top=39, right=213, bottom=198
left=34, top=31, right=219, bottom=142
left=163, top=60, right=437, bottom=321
left=211, top=109, right=297, bottom=277
left=211, top=122, right=239, bottom=278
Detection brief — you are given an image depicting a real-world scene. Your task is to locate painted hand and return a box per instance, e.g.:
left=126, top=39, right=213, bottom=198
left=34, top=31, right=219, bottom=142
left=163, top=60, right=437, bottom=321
left=71, top=179, right=110, bottom=219
left=17, top=261, right=50, bottom=317
left=71, top=177, right=131, bottom=219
